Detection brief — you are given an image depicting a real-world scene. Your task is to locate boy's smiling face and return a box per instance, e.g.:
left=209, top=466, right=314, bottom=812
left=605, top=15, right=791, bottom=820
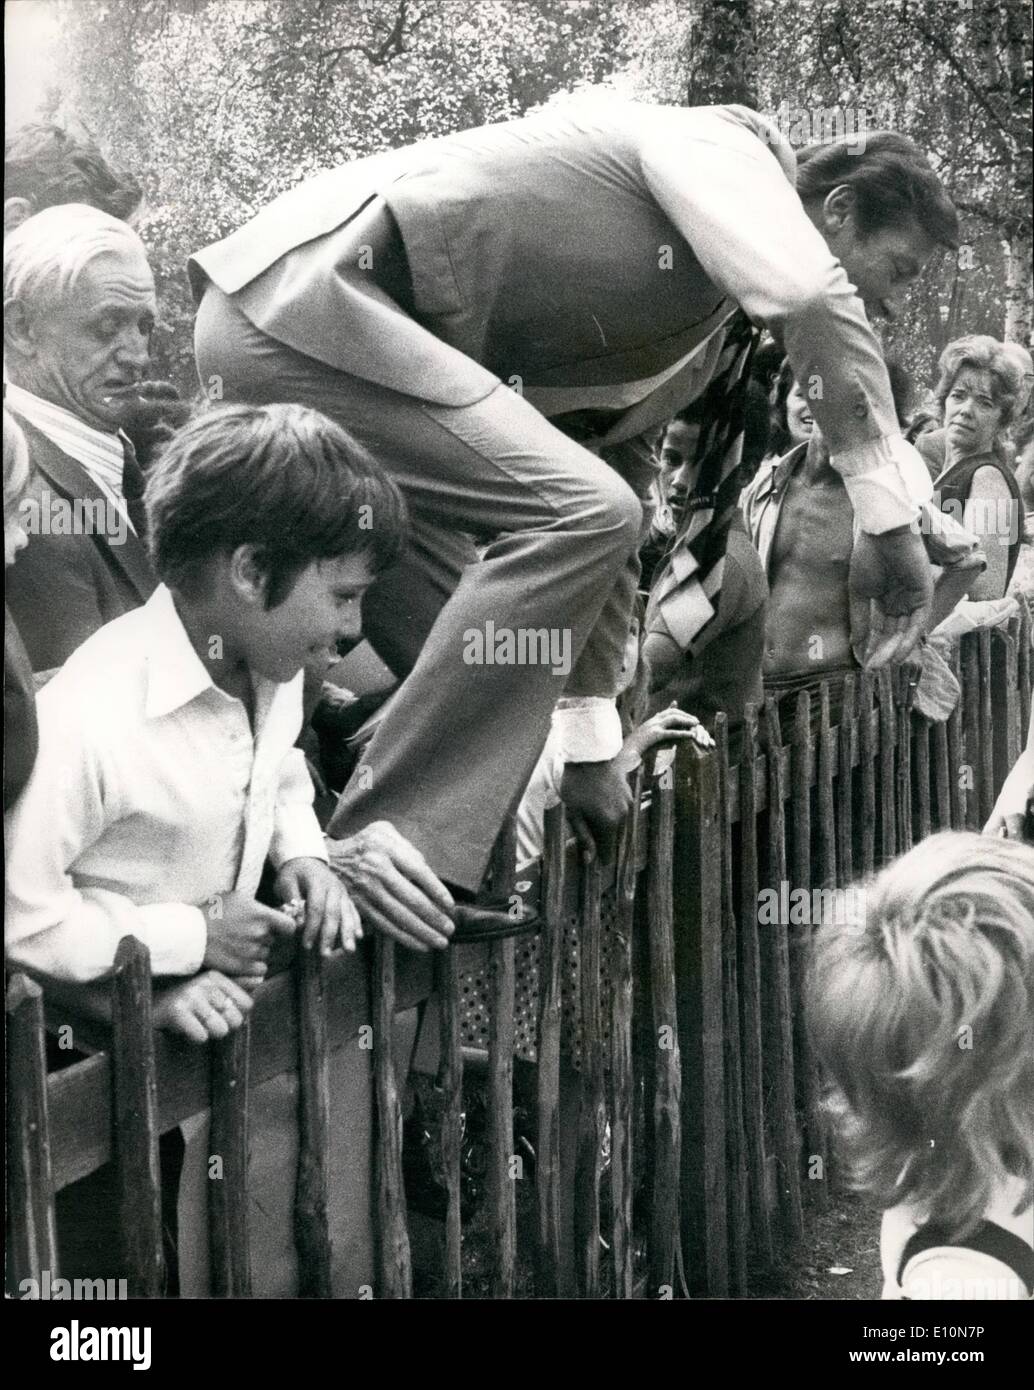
left=244, top=552, right=376, bottom=683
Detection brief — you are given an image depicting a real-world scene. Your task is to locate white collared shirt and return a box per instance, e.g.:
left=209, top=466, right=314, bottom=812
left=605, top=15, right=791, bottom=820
left=4, top=382, right=137, bottom=535
left=4, top=585, right=327, bottom=982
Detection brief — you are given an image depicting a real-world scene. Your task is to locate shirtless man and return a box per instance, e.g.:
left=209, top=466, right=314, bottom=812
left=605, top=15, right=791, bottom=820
left=743, top=420, right=983, bottom=722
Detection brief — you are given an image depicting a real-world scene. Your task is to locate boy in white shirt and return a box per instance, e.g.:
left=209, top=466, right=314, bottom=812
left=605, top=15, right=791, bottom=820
left=5, top=401, right=408, bottom=1038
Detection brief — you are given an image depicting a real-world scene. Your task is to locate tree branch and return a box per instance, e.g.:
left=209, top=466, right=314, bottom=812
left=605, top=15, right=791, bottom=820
left=905, top=11, right=1016, bottom=157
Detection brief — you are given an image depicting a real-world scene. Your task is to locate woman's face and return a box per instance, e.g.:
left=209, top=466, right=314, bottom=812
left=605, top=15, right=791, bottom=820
left=943, top=366, right=1003, bottom=459
left=785, top=379, right=814, bottom=446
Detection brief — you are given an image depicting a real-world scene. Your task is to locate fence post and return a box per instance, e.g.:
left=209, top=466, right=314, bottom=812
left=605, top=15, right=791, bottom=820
left=894, top=669, right=914, bottom=855
left=674, top=742, right=727, bottom=1295
left=1017, top=606, right=1032, bottom=737
left=209, top=1021, right=252, bottom=1297
left=646, top=761, right=682, bottom=1297
left=487, top=935, right=517, bottom=1298
left=977, top=628, right=995, bottom=826
left=837, top=674, right=856, bottom=884
left=435, top=946, right=463, bottom=1300
left=947, top=641, right=967, bottom=827
left=6, top=974, right=58, bottom=1290
left=737, top=705, right=771, bottom=1262
left=762, top=700, right=804, bottom=1245
left=991, top=622, right=1021, bottom=805
left=960, top=635, right=981, bottom=829
left=574, top=857, right=604, bottom=1298
left=716, top=716, right=748, bottom=1295
left=373, top=935, right=412, bottom=1297
left=858, top=673, right=877, bottom=873
left=111, top=936, right=164, bottom=1297
left=294, top=949, right=331, bottom=1298
left=609, top=766, right=642, bottom=1300
left=535, top=803, right=566, bottom=1297
left=877, top=670, right=897, bottom=863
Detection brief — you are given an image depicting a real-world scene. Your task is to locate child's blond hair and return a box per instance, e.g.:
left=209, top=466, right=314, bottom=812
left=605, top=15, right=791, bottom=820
left=807, top=831, right=1034, bottom=1239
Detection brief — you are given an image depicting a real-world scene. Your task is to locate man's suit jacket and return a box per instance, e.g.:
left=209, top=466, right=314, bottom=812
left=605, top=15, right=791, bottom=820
left=190, top=100, right=907, bottom=472
left=4, top=418, right=157, bottom=672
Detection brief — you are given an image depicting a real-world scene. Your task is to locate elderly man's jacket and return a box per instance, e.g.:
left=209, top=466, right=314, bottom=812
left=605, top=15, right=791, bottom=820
left=5, top=419, right=156, bottom=672
left=190, top=99, right=914, bottom=494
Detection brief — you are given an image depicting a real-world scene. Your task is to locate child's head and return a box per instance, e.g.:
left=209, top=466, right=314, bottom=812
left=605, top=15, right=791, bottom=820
left=807, top=831, right=1034, bottom=1238
left=3, top=407, right=30, bottom=567
left=145, top=402, right=406, bottom=682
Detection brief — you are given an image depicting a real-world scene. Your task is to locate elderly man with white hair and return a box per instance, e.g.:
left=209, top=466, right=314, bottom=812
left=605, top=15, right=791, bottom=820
left=4, top=203, right=158, bottom=672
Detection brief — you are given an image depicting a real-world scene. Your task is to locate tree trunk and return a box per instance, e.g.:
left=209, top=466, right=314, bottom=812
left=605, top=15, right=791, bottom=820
left=684, top=0, right=758, bottom=108
left=1003, top=231, right=1034, bottom=344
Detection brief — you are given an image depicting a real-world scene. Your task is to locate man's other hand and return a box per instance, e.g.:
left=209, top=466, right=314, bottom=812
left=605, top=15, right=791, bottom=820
left=561, top=759, right=634, bottom=864
left=849, top=526, right=933, bottom=668
left=326, top=821, right=455, bottom=953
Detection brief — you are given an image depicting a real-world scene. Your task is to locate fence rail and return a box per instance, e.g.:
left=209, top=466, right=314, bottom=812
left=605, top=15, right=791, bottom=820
left=6, top=615, right=1031, bottom=1299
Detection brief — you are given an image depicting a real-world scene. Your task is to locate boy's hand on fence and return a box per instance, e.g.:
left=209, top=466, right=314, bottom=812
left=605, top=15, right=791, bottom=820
left=561, top=759, right=634, bottom=864
left=276, top=856, right=363, bottom=957
left=622, top=705, right=714, bottom=765
left=325, top=821, right=455, bottom=953
left=201, top=891, right=296, bottom=976
left=153, top=971, right=254, bottom=1044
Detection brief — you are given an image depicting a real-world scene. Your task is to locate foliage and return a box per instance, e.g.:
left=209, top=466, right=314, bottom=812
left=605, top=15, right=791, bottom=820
left=45, top=0, right=629, bottom=390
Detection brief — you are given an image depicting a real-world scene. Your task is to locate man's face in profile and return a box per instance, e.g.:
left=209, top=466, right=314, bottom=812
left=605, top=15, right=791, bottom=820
left=824, top=208, right=937, bottom=323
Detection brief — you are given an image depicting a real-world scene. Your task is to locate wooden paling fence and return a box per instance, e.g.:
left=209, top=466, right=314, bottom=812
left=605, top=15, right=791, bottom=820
left=6, top=617, right=1030, bottom=1299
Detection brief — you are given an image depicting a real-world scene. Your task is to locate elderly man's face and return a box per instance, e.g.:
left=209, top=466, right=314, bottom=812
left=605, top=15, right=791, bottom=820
left=21, top=248, right=156, bottom=432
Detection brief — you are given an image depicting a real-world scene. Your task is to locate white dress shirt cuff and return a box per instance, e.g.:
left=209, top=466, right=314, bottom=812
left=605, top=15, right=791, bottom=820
left=269, top=812, right=331, bottom=869
left=135, top=903, right=209, bottom=976
left=552, top=698, right=623, bottom=763
left=833, top=434, right=933, bottom=533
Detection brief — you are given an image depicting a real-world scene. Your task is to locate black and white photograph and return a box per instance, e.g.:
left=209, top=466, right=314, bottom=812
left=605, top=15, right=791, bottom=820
left=4, top=0, right=1032, bottom=1354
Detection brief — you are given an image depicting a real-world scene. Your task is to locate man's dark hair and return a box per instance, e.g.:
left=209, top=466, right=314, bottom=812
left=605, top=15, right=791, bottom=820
left=796, top=131, right=959, bottom=251
left=146, top=403, right=407, bottom=606
left=741, top=377, right=770, bottom=473
left=749, top=338, right=784, bottom=398
left=768, top=357, right=798, bottom=456
left=5, top=124, right=143, bottom=222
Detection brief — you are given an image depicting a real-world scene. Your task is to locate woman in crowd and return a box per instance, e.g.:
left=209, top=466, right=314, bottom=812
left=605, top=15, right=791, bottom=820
left=764, top=356, right=815, bottom=462
left=930, top=335, right=1024, bottom=598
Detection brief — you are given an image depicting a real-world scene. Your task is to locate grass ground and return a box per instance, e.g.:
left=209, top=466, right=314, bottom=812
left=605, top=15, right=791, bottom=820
left=747, top=1191, right=883, bottom=1300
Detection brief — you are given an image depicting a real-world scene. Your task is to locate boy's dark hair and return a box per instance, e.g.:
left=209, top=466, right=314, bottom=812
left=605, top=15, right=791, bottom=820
left=145, top=403, right=407, bottom=606
left=796, top=131, right=959, bottom=251
left=5, top=123, right=143, bottom=222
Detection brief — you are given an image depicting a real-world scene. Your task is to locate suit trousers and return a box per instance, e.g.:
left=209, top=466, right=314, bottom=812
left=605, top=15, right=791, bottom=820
left=194, top=287, right=641, bottom=890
